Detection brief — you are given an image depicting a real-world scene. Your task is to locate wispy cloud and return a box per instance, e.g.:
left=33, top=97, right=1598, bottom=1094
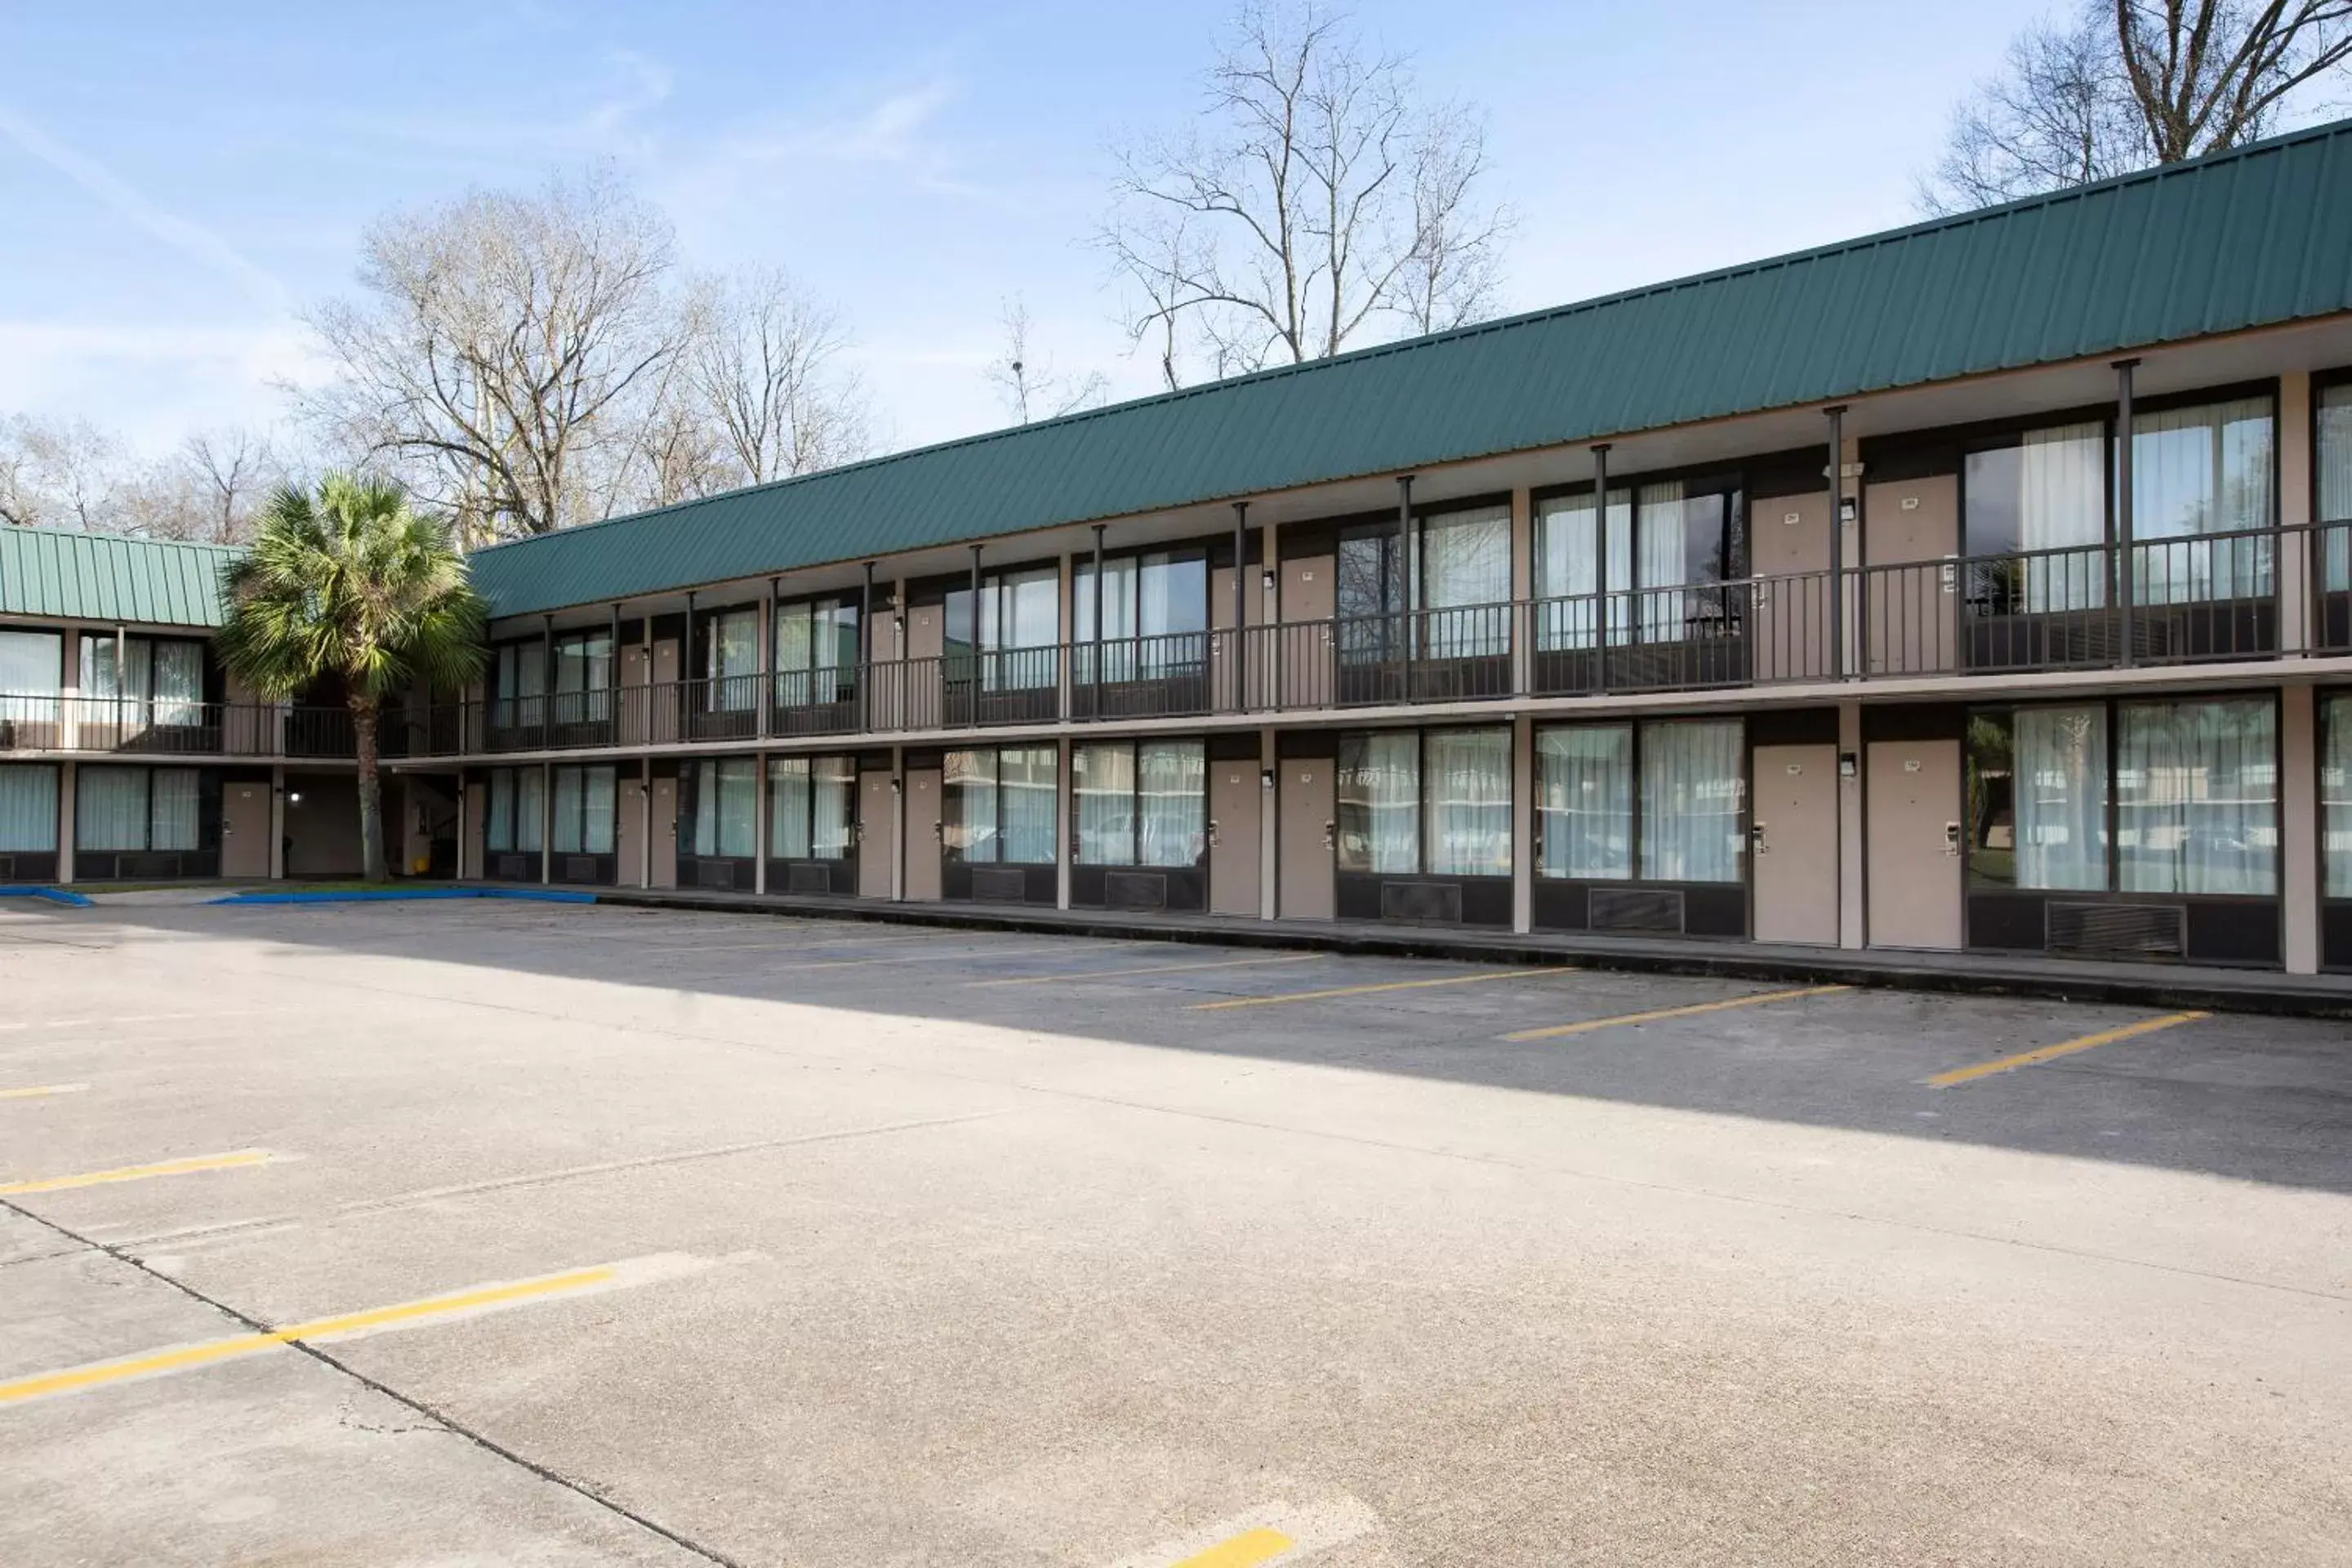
left=0, top=104, right=292, bottom=315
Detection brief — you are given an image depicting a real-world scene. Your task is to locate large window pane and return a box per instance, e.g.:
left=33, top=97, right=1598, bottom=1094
left=2325, top=696, right=2352, bottom=898
left=488, top=769, right=515, bottom=853
left=1074, top=743, right=1135, bottom=866
left=1537, top=725, right=1633, bottom=880
left=2132, top=399, right=2274, bottom=605
left=1971, top=707, right=2109, bottom=891
left=1639, top=720, right=1744, bottom=883
left=1137, top=741, right=1205, bottom=868
left=148, top=770, right=198, bottom=852
left=75, top=766, right=145, bottom=851
left=1338, top=733, right=1419, bottom=874
left=514, top=767, right=545, bottom=853
left=1000, top=746, right=1058, bottom=863
left=0, top=765, right=59, bottom=852
left=1965, top=424, right=2107, bottom=612
left=581, top=766, right=616, bottom=854
left=718, top=758, right=757, bottom=857
left=769, top=757, right=813, bottom=859
left=553, top=766, right=586, bottom=854
left=2117, top=698, right=2276, bottom=895
left=1419, top=506, right=1511, bottom=658
left=1426, top=728, right=1511, bottom=876
left=2320, top=385, right=2352, bottom=590
left=1534, top=488, right=1632, bottom=649
left=151, top=642, right=203, bottom=726
left=944, top=749, right=998, bottom=863
left=0, top=630, right=61, bottom=734
left=812, top=757, right=854, bottom=860
left=710, top=611, right=760, bottom=710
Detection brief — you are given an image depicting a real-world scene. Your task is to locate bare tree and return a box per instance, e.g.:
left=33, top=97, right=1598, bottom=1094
left=1100, top=0, right=1508, bottom=389
left=296, top=166, right=688, bottom=544
left=0, top=415, right=121, bottom=530
left=176, top=430, right=283, bottom=544
left=684, top=267, right=872, bottom=483
left=985, top=298, right=1110, bottom=424
left=1922, top=1, right=2352, bottom=212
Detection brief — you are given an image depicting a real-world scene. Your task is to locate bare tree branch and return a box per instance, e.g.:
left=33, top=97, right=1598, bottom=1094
left=985, top=298, right=1110, bottom=424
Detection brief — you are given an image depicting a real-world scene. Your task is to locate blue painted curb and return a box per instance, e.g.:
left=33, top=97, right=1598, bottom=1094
left=0, top=885, right=95, bottom=907
left=208, top=887, right=598, bottom=906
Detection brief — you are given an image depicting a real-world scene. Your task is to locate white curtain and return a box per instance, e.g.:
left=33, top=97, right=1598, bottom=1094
left=2020, top=422, right=2107, bottom=611
left=1000, top=746, right=1058, bottom=862
left=1534, top=490, right=1631, bottom=648
left=768, top=758, right=813, bottom=859
left=0, top=631, right=60, bottom=731
left=1536, top=725, right=1633, bottom=880
left=945, top=750, right=998, bottom=863
left=1425, top=728, right=1512, bottom=875
left=581, top=766, right=616, bottom=854
left=0, top=765, right=59, bottom=852
left=553, top=766, right=586, bottom=854
left=75, top=766, right=147, bottom=851
left=148, top=770, right=199, bottom=853
left=1338, top=732, right=1419, bottom=874
left=2012, top=706, right=2107, bottom=891
left=983, top=571, right=1061, bottom=691
left=1074, top=742, right=1134, bottom=866
left=813, top=758, right=855, bottom=858
left=151, top=644, right=203, bottom=727
left=2320, top=386, right=2352, bottom=592
left=1638, top=719, right=1744, bottom=883
left=2324, top=695, right=2352, bottom=898
left=2117, top=698, right=2275, bottom=895
left=710, top=612, right=760, bottom=710
left=2132, top=399, right=2274, bottom=605
left=1418, top=506, right=1512, bottom=657
left=514, top=767, right=545, bottom=853
left=488, top=769, right=515, bottom=852
left=1637, top=481, right=1687, bottom=642
left=1137, top=740, right=1204, bottom=867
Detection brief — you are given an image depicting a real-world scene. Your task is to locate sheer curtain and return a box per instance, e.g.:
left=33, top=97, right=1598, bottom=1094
left=944, top=750, right=998, bottom=863
left=1425, top=728, right=1511, bottom=875
left=0, top=765, right=59, bottom=851
left=148, top=769, right=199, bottom=852
left=769, top=758, right=813, bottom=859
left=1076, top=558, right=1138, bottom=684
left=2316, top=386, right=2352, bottom=591
left=75, top=767, right=146, bottom=851
left=1535, top=490, right=1633, bottom=649
left=1536, top=725, right=1632, bottom=879
left=2020, top=423, right=2107, bottom=611
left=488, top=770, right=516, bottom=852
left=1137, top=740, right=1205, bottom=867
left=711, top=612, right=760, bottom=710
left=2132, top=399, right=2274, bottom=605
left=2117, top=698, right=2276, bottom=895
left=812, top=757, right=853, bottom=859
left=1418, top=506, right=1512, bottom=657
left=514, top=767, right=545, bottom=853
left=1338, top=733, right=1419, bottom=873
left=152, top=643, right=203, bottom=726
left=1638, top=720, right=1744, bottom=883
left=553, top=765, right=586, bottom=853
left=2324, top=696, right=2352, bottom=898
left=0, top=631, right=60, bottom=732
left=2013, top=706, right=2108, bottom=890
left=582, top=767, right=616, bottom=853
left=1637, top=482, right=1688, bottom=641
left=1000, top=746, right=1058, bottom=862
left=1074, top=742, right=1135, bottom=865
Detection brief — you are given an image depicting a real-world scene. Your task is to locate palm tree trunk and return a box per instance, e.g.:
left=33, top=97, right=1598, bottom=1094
left=351, top=697, right=387, bottom=883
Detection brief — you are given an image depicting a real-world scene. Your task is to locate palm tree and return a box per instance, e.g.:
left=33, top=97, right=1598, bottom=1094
left=216, top=474, right=487, bottom=882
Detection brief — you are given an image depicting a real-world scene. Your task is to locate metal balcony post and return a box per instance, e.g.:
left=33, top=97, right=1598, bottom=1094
left=1592, top=444, right=1611, bottom=696
left=1396, top=474, right=1415, bottom=697
left=1232, top=501, right=1249, bottom=715
left=2115, top=359, right=2139, bottom=669
left=1825, top=406, right=1846, bottom=681
left=860, top=561, right=875, bottom=733
left=1090, top=523, right=1106, bottom=721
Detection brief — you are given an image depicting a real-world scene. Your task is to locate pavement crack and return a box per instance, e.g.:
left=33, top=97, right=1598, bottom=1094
left=0, top=1194, right=747, bottom=1568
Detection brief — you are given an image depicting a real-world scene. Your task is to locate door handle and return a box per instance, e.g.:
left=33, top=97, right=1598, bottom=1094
left=1944, top=822, right=1962, bottom=857
left=1206, top=817, right=1220, bottom=848
left=1322, top=819, right=1336, bottom=850
left=1750, top=822, right=1767, bottom=855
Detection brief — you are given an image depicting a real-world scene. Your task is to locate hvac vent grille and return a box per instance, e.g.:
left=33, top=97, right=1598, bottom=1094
left=493, top=853, right=533, bottom=882
left=562, top=856, right=599, bottom=884
left=2047, top=902, right=2185, bottom=960
left=971, top=866, right=1028, bottom=903
left=786, top=862, right=832, bottom=894
left=694, top=859, right=737, bottom=890
left=1590, top=887, right=1686, bottom=933
left=1382, top=881, right=1463, bottom=924
left=0, top=855, right=14, bottom=879
left=1102, top=870, right=1169, bottom=911
left=118, top=852, right=181, bottom=880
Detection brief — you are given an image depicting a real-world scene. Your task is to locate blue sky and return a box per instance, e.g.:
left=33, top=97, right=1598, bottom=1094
left=0, top=0, right=2057, bottom=457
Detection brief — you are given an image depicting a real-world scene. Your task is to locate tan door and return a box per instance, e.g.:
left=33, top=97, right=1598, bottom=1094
left=651, top=640, right=680, bottom=742
left=1279, top=552, right=1335, bottom=708
left=906, top=604, right=945, bottom=730
left=1278, top=755, right=1334, bottom=920
left=220, top=782, right=271, bottom=879
left=902, top=766, right=942, bottom=901
left=617, top=777, right=644, bottom=887
left=649, top=776, right=679, bottom=889
left=1752, top=494, right=1833, bottom=682
left=1751, top=744, right=1838, bottom=946
left=463, top=782, right=485, bottom=879
left=1209, top=758, right=1263, bottom=916
left=858, top=769, right=895, bottom=898
left=1866, top=738, right=1962, bottom=951
left=1864, top=475, right=1958, bottom=677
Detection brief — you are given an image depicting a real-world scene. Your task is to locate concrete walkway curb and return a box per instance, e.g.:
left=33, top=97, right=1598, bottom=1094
left=584, top=884, right=2352, bottom=1022
left=210, top=888, right=598, bottom=906
left=0, top=885, right=94, bottom=907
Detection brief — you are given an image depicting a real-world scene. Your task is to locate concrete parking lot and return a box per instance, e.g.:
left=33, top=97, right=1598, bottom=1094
left=2, top=898, right=2349, bottom=1567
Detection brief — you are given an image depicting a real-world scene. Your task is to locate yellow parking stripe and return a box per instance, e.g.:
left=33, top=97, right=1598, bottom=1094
left=971, top=953, right=1320, bottom=987
left=1173, top=1529, right=1295, bottom=1568
left=1503, top=985, right=1848, bottom=1042
left=1190, top=967, right=1564, bottom=1011
left=0, top=1265, right=615, bottom=1405
left=0, top=1148, right=272, bottom=1197
left=1929, top=1010, right=2207, bottom=1087
left=0, top=1083, right=89, bottom=1101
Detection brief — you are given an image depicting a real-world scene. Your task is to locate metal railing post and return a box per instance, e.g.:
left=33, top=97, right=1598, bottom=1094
left=2116, top=359, right=2138, bottom=668
left=1824, top=406, right=1846, bottom=681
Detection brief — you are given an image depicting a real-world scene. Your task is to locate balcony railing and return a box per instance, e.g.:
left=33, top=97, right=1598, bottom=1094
left=242, top=521, right=2352, bottom=761
left=0, top=697, right=357, bottom=758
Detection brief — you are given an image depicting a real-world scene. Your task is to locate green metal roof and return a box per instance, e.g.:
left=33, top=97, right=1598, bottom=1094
left=0, top=527, right=238, bottom=628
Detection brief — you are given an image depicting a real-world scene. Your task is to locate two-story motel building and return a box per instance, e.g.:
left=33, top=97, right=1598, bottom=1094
left=10, top=122, right=2352, bottom=978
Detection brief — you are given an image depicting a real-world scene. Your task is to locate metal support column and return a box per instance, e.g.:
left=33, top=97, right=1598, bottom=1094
left=1232, top=501, right=1249, bottom=713
left=1396, top=474, right=1415, bottom=695
left=1592, top=444, right=1611, bottom=694
left=1090, top=523, right=1107, bottom=719
left=541, top=615, right=554, bottom=748
left=2115, top=359, right=2139, bottom=668
left=1824, top=406, right=1846, bottom=680
left=860, top=561, right=875, bottom=730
